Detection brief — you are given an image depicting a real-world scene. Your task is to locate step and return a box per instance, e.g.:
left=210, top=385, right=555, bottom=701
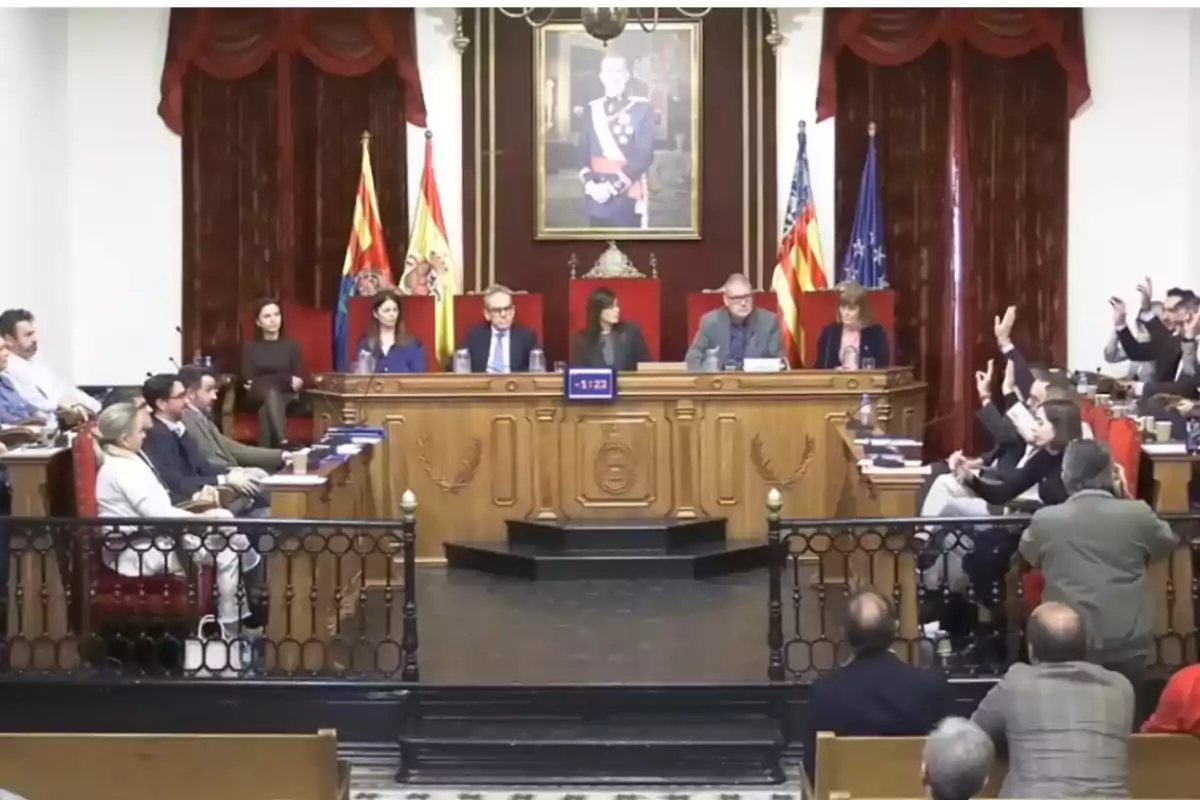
left=507, top=518, right=727, bottom=552
left=398, top=688, right=787, bottom=785
left=443, top=540, right=770, bottom=580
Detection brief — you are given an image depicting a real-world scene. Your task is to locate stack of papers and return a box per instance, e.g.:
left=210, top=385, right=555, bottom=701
left=858, top=458, right=925, bottom=469
left=260, top=474, right=328, bottom=487
left=862, top=463, right=932, bottom=476
left=855, top=436, right=922, bottom=447
left=1143, top=442, right=1189, bottom=456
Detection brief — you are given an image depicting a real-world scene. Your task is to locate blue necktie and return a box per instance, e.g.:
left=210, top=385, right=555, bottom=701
left=488, top=332, right=506, bottom=374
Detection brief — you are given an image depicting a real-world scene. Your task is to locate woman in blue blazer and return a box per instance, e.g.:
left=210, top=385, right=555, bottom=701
left=815, top=281, right=891, bottom=370
left=354, top=291, right=426, bottom=373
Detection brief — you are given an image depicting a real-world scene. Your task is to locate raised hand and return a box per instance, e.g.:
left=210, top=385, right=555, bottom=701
left=974, top=358, right=995, bottom=401
left=1137, top=277, right=1154, bottom=311
left=1109, top=297, right=1127, bottom=329
left=994, top=305, right=1016, bottom=345
left=1185, top=307, right=1200, bottom=340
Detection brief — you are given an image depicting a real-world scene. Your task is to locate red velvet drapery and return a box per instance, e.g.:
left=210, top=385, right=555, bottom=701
left=159, top=8, right=427, bottom=133
left=817, top=9, right=1089, bottom=122
left=822, top=9, right=1087, bottom=456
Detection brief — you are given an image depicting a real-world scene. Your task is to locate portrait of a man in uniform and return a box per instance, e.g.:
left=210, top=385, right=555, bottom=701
left=535, top=21, right=700, bottom=239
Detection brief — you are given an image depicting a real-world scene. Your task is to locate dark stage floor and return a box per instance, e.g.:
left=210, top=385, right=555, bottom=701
left=414, top=563, right=843, bottom=684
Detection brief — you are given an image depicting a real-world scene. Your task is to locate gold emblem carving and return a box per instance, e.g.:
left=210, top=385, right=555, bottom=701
left=417, top=436, right=483, bottom=494
left=594, top=440, right=638, bottom=495
left=750, top=434, right=815, bottom=491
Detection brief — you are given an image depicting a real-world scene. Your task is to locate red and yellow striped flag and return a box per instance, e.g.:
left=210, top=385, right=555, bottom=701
left=772, top=122, right=828, bottom=367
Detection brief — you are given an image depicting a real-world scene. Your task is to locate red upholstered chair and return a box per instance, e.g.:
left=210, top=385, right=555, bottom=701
left=343, top=294, right=436, bottom=371
left=797, top=289, right=897, bottom=368
left=224, top=304, right=333, bottom=444
left=1085, top=403, right=1112, bottom=442
left=453, top=292, right=546, bottom=351
left=1107, top=416, right=1142, bottom=500
left=72, top=425, right=213, bottom=649
left=684, top=291, right=778, bottom=349
left=568, top=244, right=661, bottom=361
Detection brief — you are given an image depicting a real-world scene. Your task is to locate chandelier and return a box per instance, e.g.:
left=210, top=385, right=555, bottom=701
left=452, top=8, right=783, bottom=52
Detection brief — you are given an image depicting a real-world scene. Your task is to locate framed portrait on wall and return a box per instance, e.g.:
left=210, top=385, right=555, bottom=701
left=534, top=20, right=701, bottom=240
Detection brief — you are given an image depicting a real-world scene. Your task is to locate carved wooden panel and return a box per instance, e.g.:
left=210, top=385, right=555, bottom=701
left=567, top=413, right=660, bottom=509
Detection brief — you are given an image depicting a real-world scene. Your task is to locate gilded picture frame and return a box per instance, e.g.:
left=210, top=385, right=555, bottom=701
left=534, top=20, right=702, bottom=240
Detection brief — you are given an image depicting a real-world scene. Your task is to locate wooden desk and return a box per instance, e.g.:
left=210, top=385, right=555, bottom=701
left=1145, top=450, right=1198, bottom=666
left=311, top=370, right=927, bottom=559
left=263, top=447, right=388, bottom=673
left=1, top=446, right=78, bottom=671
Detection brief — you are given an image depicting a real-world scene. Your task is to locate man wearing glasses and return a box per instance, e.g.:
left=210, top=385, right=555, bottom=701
left=458, top=284, right=539, bottom=374
left=685, top=273, right=781, bottom=371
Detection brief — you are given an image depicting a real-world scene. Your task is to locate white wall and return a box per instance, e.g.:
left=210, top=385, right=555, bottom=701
left=0, top=8, right=69, bottom=378
left=5, top=8, right=1200, bottom=382
left=66, top=7, right=180, bottom=385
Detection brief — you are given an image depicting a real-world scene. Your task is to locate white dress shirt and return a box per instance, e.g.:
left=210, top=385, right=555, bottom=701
left=486, top=327, right=511, bottom=374
left=5, top=352, right=100, bottom=414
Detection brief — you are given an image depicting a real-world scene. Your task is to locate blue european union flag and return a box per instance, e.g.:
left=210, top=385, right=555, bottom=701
left=839, top=124, right=887, bottom=288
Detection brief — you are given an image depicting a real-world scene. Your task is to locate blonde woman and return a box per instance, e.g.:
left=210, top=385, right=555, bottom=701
left=814, top=281, right=891, bottom=369
left=93, top=402, right=262, bottom=637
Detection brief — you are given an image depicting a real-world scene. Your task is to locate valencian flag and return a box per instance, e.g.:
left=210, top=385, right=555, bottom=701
left=771, top=121, right=829, bottom=367
left=840, top=122, right=887, bottom=287
left=334, top=132, right=395, bottom=371
left=399, top=131, right=459, bottom=364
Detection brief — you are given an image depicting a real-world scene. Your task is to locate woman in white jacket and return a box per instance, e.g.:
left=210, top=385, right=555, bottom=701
left=93, top=402, right=262, bottom=636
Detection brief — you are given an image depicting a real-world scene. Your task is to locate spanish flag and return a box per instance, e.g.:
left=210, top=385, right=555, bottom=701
left=772, top=121, right=829, bottom=367
left=400, top=131, right=459, bottom=364
left=334, top=132, right=394, bottom=371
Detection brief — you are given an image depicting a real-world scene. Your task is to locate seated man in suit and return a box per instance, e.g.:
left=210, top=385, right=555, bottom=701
left=178, top=365, right=289, bottom=475
left=459, top=284, right=538, bottom=373
left=685, top=273, right=780, bottom=370
left=806, top=590, right=953, bottom=781
left=140, top=373, right=265, bottom=516
left=1111, top=280, right=1199, bottom=398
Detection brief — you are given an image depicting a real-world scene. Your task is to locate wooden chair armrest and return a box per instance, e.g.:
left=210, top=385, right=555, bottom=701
left=219, top=373, right=239, bottom=435
left=176, top=499, right=218, bottom=513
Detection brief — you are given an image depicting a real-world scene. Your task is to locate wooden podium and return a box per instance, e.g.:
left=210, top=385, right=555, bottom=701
left=310, top=370, right=927, bottom=559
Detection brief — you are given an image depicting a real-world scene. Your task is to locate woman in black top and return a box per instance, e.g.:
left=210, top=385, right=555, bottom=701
left=570, top=287, right=650, bottom=372
left=814, top=281, right=891, bottom=369
left=241, top=299, right=309, bottom=448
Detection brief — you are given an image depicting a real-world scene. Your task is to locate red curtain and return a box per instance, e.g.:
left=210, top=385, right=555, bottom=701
left=163, top=9, right=426, bottom=367
left=823, top=9, right=1088, bottom=456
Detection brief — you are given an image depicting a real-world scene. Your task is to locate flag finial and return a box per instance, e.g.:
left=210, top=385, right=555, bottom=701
left=360, top=130, right=371, bottom=146
left=798, top=120, right=807, bottom=132
left=867, top=121, right=877, bottom=137
left=425, top=129, right=433, bottom=141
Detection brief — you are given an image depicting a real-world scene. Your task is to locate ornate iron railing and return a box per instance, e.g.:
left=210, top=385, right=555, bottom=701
left=1, top=501, right=418, bottom=680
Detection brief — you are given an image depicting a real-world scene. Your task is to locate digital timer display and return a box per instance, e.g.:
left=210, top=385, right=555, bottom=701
left=564, top=368, right=618, bottom=402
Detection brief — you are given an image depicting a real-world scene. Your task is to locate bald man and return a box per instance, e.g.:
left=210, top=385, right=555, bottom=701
left=685, top=273, right=781, bottom=370
left=972, top=603, right=1134, bottom=798
left=806, top=590, right=953, bottom=782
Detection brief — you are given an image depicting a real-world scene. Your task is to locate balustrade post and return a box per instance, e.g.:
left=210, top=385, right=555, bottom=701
left=400, top=489, right=420, bottom=682
left=766, top=487, right=784, bottom=681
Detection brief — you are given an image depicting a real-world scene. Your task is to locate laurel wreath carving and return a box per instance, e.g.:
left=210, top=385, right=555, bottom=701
left=417, top=436, right=484, bottom=494
left=750, top=433, right=816, bottom=491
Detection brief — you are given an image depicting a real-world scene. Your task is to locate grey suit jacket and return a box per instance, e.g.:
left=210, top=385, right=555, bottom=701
left=685, top=307, right=781, bottom=370
left=182, top=405, right=283, bottom=472
left=972, top=661, right=1134, bottom=799
left=1019, top=490, right=1177, bottom=665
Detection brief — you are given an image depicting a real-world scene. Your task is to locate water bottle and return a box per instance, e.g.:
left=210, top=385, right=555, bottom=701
left=1076, top=372, right=1089, bottom=396
left=453, top=349, right=471, bottom=375
left=529, top=348, right=547, bottom=373
left=701, top=347, right=720, bottom=372
left=1187, top=419, right=1200, bottom=455
left=858, top=393, right=873, bottom=429
left=354, top=348, right=375, bottom=375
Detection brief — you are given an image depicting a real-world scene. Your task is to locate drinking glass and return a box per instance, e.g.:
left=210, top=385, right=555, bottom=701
left=861, top=356, right=876, bottom=371
left=723, top=359, right=740, bottom=372
left=553, top=361, right=567, bottom=373
left=529, top=349, right=547, bottom=373
left=453, top=349, right=471, bottom=375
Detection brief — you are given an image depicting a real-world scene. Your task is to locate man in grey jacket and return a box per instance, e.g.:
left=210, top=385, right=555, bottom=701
left=1018, top=440, right=1177, bottom=689
left=179, top=365, right=288, bottom=473
left=972, top=603, right=1134, bottom=799
left=685, top=273, right=781, bottom=370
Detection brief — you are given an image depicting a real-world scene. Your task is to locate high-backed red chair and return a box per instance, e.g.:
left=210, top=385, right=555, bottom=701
left=797, top=289, right=896, bottom=368
left=567, top=244, right=661, bottom=361
left=685, top=290, right=778, bottom=349
left=71, top=425, right=213, bottom=651
left=225, top=304, right=333, bottom=444
left=1107, top=416, right=1142, bottom=500
left=453, top=292, right=546, bottom=350
left=343, top=294, right=437, bottom=371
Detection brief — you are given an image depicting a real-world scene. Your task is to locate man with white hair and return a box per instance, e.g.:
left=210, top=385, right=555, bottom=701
left=685, top=273, right=781, bottom=370
left=922, top=717, right=994, bottom=800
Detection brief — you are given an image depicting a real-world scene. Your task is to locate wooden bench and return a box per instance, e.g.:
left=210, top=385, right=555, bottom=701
left=0, top=729, right=350, bottom=800
left=815, top=731, right=1200, bottom=800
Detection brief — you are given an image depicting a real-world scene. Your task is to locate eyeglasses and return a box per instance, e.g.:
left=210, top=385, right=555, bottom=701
left=725, top=293, right=752, bottom=303
left=486, top=305, right=514, bottom=315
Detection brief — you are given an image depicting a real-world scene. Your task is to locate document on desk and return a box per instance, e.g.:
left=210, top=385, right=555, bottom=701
left=861, top=463, right=932, bottom=476
left=1143, top=442, right=1189, bottom=456
left=259, top=474, right=328, bottom=487
left=854, top=437, right=922, bottom=447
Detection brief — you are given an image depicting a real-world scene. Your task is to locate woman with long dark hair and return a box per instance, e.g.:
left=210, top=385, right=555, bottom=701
left=354, top=291, right=426, bottom=373
left=240, top=299, right=308, bottom=448
left=570, top=287, right=649, bottom=371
